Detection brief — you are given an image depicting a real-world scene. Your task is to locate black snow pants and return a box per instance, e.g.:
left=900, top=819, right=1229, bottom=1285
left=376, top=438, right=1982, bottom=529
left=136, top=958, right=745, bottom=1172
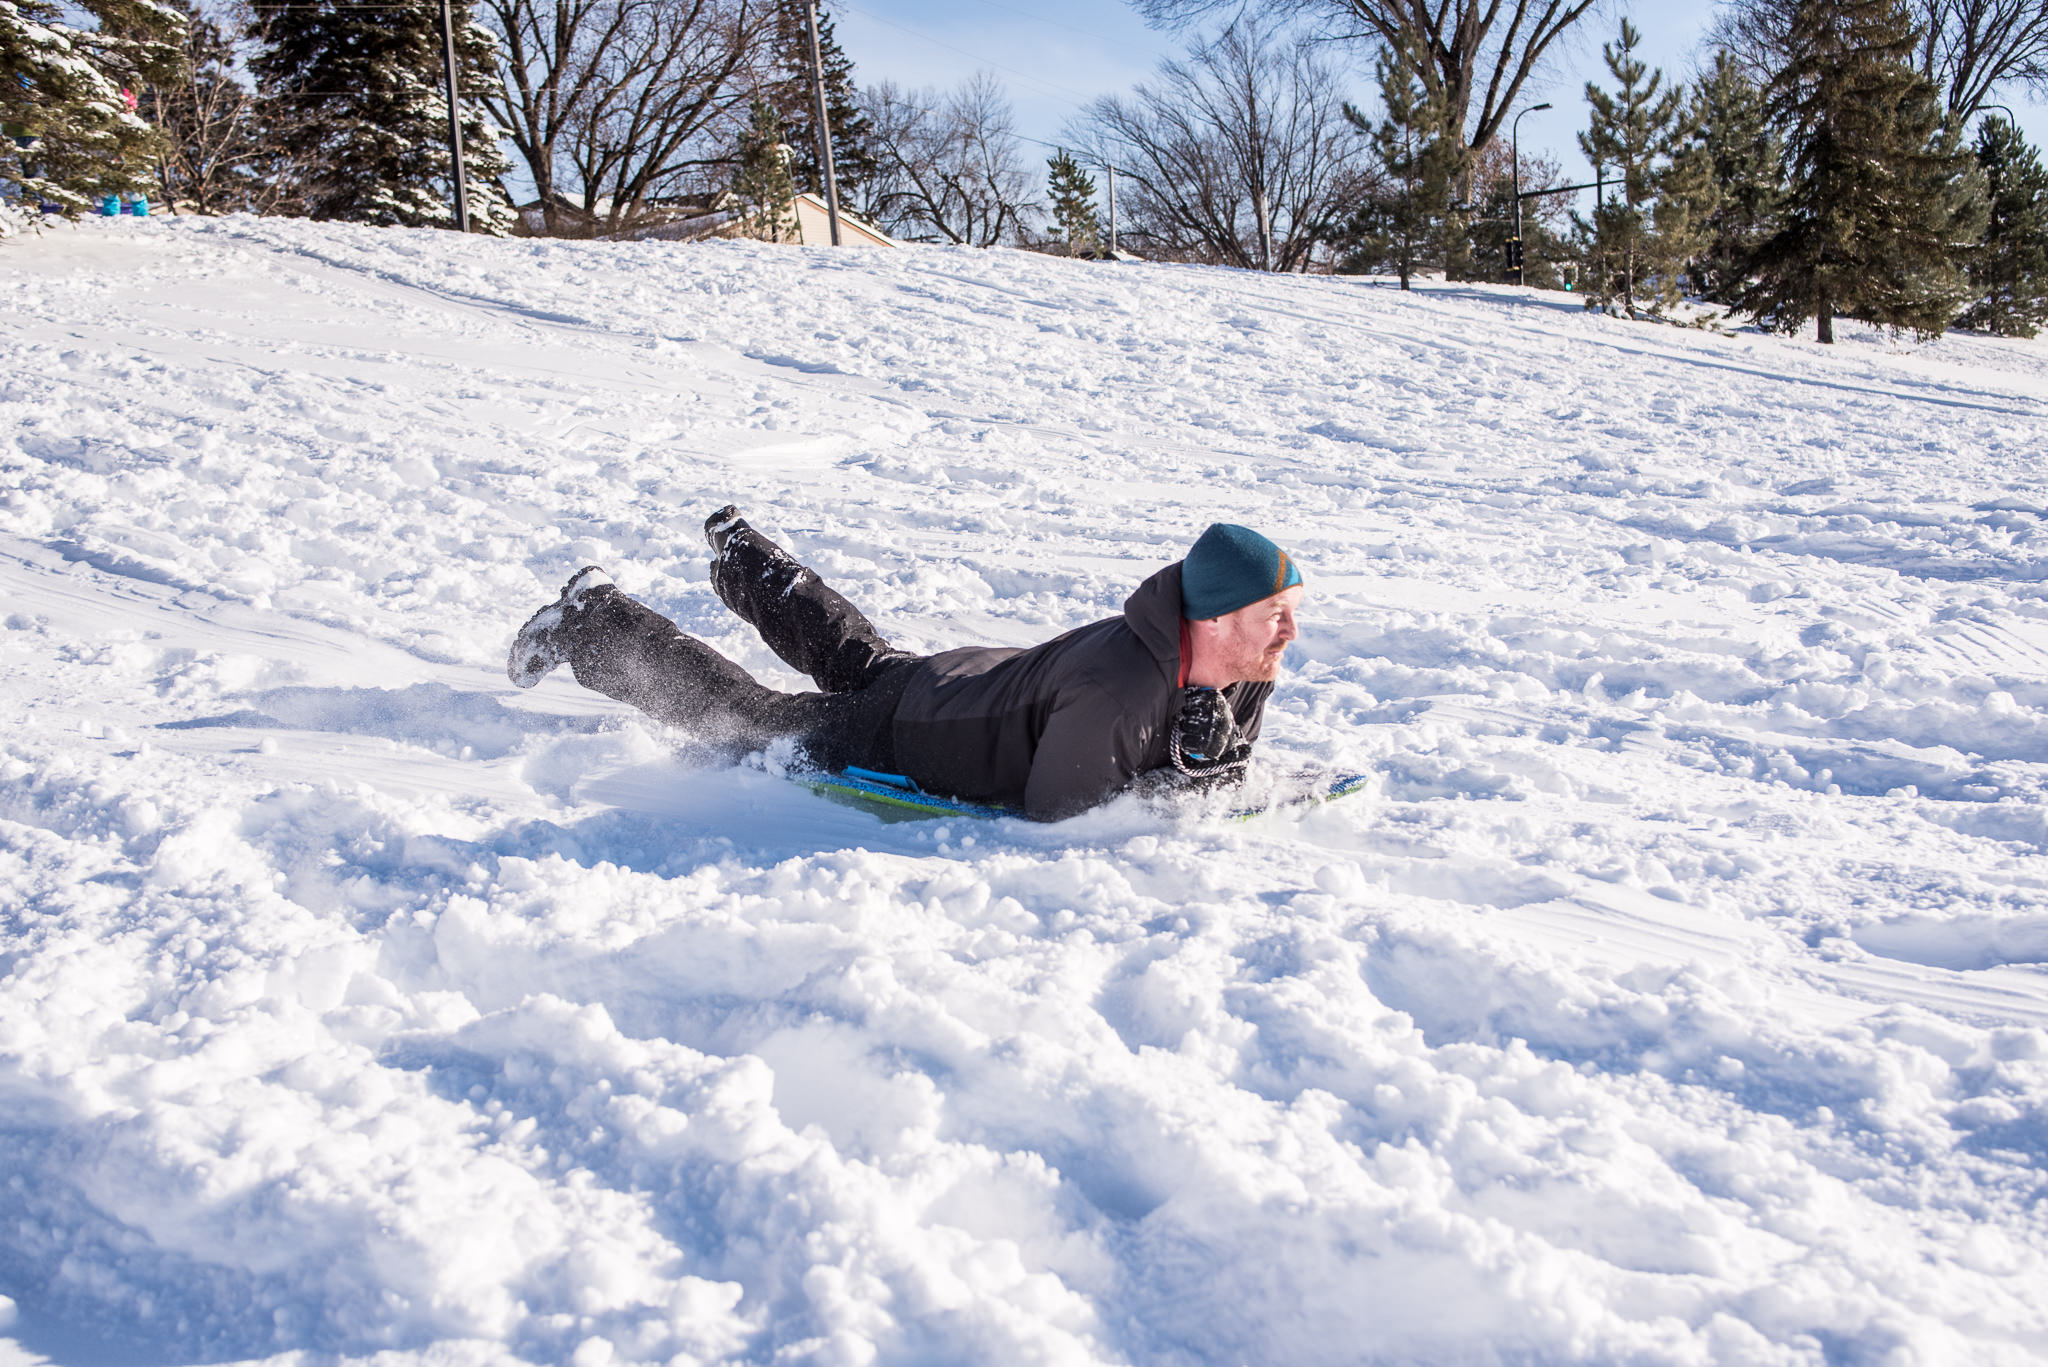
left=560, top=520, right=916, bottom=771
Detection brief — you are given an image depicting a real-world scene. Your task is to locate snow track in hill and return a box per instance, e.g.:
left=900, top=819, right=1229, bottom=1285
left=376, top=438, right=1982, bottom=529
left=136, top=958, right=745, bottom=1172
left=3, top=217, right=2048, bottom=1367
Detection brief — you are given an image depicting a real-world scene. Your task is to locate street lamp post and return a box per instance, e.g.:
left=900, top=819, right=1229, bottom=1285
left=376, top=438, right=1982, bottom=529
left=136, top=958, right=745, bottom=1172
left=1510, top=102, right=1551, bottom=286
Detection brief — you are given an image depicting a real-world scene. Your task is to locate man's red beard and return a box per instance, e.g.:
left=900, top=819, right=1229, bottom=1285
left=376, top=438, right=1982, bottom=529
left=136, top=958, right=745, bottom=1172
left=1243, top=646, right=1287, bottom=682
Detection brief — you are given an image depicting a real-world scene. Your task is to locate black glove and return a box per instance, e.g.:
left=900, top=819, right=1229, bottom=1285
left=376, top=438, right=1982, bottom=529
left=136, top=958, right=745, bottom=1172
left=1172, top=686, right=1249, bottom=780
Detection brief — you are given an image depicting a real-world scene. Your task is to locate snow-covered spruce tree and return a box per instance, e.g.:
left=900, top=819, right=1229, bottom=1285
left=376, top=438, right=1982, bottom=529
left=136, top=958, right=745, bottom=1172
left=1045, top=147, right=1098, bottom=255
left=731, top=95, right=795, bottom=241
left=762, top=1, right=872, bottom=204
left=1336, top=40, right=1453, bottom=290
left=1959, top=116, right=2048, bottom=336
left=1740, top=0, right=1984, bottom=342
left=1686, top=49, right=1782, bottom=303
left=2, top=0, right=184, bottom=217
left=246, top=0, right=512, bottom=231
left=75, top=0, right=184, bottom=92
left=1575, top=18, right=1708, bottom=316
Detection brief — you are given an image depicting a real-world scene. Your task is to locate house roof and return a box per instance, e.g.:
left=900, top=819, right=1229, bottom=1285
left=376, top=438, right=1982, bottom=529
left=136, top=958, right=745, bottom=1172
left=791, top=193, right=897, bottom=248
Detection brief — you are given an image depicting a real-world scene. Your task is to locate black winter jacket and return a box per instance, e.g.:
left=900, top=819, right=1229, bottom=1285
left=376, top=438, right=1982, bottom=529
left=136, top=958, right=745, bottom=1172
left=889, top=562, right=1273, bottom=820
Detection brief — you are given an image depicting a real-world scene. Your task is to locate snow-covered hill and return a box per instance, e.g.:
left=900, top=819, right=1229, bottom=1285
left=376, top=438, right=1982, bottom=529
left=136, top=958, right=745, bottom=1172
left=4, top=216, right=2048, bottom=1367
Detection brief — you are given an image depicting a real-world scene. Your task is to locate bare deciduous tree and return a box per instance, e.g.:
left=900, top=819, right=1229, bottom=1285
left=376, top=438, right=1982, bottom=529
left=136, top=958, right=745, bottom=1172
left=148, top=2, right=305, bottom=215
left=856, top=73, right=1034, bottom=245
left=1132, top=0, right=1601, bottom=168
left=479, top=0, right=764, bottom=236
left=1068, top=21, right=1363, bottom=269
left=1716, top=0, right=2048, bottom=120
left=1926, top=0, right=2048, bottom=114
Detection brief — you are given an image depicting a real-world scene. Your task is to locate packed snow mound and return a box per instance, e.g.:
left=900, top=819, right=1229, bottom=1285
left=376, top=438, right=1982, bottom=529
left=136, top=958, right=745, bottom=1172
left=4, top=215, right=2048, bottom=1367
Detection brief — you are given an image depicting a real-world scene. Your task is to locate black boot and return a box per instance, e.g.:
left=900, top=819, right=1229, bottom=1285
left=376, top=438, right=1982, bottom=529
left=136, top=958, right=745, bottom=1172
left=507, top=566, right=615, bottom=688
left=704, top=504, right=745, bottom=558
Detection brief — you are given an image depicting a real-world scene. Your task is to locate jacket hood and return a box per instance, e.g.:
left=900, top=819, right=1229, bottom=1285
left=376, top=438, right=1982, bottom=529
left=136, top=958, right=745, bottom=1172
left=1122, top=562, right=1184, bottom=678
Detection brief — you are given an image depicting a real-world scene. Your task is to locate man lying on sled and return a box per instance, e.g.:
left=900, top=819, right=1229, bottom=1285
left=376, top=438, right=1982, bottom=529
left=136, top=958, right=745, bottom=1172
left=507, top=510, right=1303, bottom=822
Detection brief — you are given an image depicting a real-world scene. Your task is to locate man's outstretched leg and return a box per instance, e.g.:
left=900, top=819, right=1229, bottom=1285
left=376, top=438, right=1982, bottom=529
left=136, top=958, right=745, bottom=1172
left=704, top=506, right=910, bottom=694
left=507, top=567, right=805, bottom=752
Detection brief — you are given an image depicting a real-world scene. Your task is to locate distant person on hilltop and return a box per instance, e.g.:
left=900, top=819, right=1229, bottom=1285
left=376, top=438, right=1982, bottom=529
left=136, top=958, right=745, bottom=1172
left=506, top=510, right=1303, bottom=821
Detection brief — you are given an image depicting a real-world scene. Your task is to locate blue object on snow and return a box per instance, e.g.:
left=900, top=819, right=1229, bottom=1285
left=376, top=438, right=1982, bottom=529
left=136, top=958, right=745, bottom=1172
left=806, top=764, right=1369, bottom=823
left=808, top=768, right=1010, bottom=821
left=844, top=767, right=922, bottom=792
left=127, top=195, right=148, bottom=217
left=101, top=195, right=120, bottom=216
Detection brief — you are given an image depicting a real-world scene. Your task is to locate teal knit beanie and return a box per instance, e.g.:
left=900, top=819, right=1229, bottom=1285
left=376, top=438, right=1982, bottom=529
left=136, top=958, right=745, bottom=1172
left=1181, top=523, right=1302, bottom=621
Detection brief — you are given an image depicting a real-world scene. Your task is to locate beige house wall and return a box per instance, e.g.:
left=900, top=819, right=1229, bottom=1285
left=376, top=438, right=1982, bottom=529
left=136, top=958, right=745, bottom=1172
left=791, top=193, right=896, bottom=248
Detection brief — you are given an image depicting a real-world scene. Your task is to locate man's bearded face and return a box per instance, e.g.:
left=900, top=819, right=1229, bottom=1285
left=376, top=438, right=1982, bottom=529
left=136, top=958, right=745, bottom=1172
left=1207, top=586, right=1301, bottom=683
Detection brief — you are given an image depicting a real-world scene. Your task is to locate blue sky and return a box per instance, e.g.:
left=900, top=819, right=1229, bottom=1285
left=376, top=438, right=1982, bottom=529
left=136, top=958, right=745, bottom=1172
left=829, top=0, right=2048, bottom=197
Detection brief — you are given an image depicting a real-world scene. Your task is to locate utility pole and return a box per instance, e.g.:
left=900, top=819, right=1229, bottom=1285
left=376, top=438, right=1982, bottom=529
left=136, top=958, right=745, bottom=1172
left=801, top=0, right=842, bottom=246
left=438, top=0, right=469, bottom=233
left=1106, top=164, right=1116, bottom=255
left=1592, top=163, right=1606, bottom=306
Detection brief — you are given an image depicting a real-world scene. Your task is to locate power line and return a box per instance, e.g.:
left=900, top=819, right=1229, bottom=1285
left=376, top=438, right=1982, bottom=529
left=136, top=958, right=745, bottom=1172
left=877, top=90, right=1135, bottom=176
left=955, top=0, right=1135, bottom=49
left=827, top=2, right=1144, bottom=177
left=832, top=0, right=1102, bottom=110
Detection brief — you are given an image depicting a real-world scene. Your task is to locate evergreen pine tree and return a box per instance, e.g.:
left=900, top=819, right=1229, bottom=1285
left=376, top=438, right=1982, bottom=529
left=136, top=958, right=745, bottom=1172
left=1658, top=113, right=1717, bottom=301
left=2, top=0, right=184, bottom=215
left=246, top=0, right=512, bottom=231
left=1575, top=18, right=1705, bottom=316
left=1045, top=148, right=1098, bottom=255
left=1958, top=116, right=2048, bottom=336
left=1686, top=50, right=1781, bottom=303
left=1337, top=42, right=1452, bottom=290
left=765, top=1, right=873, bottom=203
left=732, top=95, right=795, bottom=242
left=1739, top=0, right=1984, bottom=342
